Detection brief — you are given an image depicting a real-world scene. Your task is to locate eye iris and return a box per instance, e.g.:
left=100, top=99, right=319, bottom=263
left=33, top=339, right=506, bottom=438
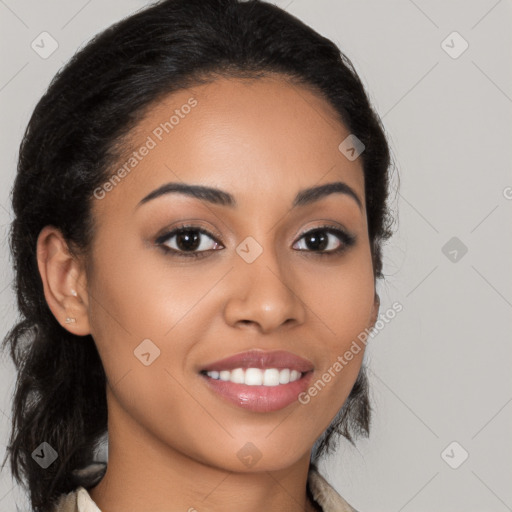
left=306, top=231, right=328, bottom=251
left=177, top=230, right=201, bottom=251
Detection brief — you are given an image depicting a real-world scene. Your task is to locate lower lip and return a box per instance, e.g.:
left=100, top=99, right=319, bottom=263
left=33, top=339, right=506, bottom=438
left=200, top=371, right=313, bottom=413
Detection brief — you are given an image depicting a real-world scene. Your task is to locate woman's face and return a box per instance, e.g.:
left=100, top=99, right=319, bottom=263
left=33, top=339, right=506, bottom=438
left=81, top=75, right=378, bottom=472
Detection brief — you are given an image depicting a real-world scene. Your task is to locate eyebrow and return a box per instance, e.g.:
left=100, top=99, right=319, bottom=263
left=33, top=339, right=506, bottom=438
left=137, top=180, right=363, bottom=211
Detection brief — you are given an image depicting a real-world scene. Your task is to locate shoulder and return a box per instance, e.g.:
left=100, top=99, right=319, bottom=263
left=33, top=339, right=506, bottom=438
left=52, top=488, right=79, bottom=512
left=52, top=462, right=106, bottom=512
left=52, top=486, right=101, bottom=512
left=307, top=465, right=360, bottom=512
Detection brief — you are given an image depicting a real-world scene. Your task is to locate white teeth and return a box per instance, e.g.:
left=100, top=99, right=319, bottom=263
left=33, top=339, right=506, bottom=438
left=219, top=370, right=230, bottom=381
left=230, top=368, right=245, bottom=384
left=205, top=368, right=304, bottom=386
left=278, top=368, right=290, bottom=384
left=245, top=368, right=263, bottom=385
left=290, top=370, right=301, bottom=381
left=263, top=368, right=280, bottom=386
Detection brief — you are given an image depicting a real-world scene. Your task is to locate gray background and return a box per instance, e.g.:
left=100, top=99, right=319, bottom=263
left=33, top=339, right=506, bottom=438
left=1, top=1, right=511, bottom=511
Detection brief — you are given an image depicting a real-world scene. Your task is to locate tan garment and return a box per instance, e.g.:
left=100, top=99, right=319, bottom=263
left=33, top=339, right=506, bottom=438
left=52, top=464, right=357, bottom=512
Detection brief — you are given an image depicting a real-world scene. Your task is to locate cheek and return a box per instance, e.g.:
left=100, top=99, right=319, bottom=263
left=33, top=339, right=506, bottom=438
left=87, top=228, right=206, bottom=338
left=85, top=240, right=214, bottom=432
left=86, top=232, right=229, bottom=391
left=297, top=251, right=374, bottom=409
left=305, top=251, right=375, bottom=348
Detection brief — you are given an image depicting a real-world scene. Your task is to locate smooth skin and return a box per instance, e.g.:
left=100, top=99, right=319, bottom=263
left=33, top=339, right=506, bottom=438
left=37, top=74, right=379, bottom=512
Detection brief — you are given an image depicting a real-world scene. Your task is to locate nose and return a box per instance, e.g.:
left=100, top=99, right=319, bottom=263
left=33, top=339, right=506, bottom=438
left=222, top=242, right=307, bottom=334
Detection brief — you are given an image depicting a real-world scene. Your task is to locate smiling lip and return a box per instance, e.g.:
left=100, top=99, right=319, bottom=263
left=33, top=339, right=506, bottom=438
left=199, top=349, right=314, bottom=413
left=200, top=349, right=314, bottom=373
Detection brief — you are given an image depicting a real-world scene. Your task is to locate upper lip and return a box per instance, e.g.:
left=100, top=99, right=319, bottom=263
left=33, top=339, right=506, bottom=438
left=200, top=349, right=314, bottom=373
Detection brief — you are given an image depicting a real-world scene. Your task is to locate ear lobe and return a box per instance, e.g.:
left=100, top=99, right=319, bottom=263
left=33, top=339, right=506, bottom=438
left=36, top=225, right=91, bottom=336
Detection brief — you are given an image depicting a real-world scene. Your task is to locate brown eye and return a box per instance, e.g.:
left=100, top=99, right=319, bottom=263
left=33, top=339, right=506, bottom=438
left=293, top=226, right=356, bottom=255
left=156, top=226, right=223, bottom=258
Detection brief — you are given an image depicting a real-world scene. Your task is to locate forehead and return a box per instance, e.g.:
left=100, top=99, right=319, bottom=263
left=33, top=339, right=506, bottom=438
left=94, top=75, right=365, bottom=217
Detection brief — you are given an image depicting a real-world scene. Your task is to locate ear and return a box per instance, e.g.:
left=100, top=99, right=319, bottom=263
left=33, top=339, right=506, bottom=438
left=369, top=292, right=380, bottom=329
left=36, top=225, right=91, bottom=336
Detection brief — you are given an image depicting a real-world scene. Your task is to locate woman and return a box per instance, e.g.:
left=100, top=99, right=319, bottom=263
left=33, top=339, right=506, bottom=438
left=1, top=0, right=395, bottom=510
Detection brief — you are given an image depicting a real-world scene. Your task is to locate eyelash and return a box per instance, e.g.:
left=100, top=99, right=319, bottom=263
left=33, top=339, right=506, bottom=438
left=155, top=223, right=356, bottom=259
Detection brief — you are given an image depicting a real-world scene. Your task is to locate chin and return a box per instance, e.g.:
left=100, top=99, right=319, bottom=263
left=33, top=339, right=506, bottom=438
left=202, top=437, right=312, bottom=474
